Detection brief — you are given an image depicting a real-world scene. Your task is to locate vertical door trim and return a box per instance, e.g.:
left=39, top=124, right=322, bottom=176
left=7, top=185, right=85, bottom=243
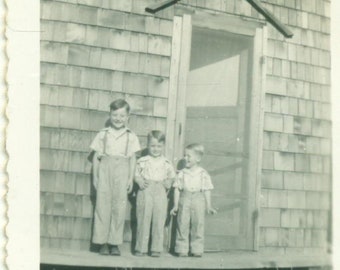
left=173, top=14, right=192, bottom=162
left=166, top=16, right=183, bottom=161
left=249, top=26, right=267, bottom=251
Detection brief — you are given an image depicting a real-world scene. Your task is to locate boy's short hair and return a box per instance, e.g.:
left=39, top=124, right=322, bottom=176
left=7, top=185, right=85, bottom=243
left=147, top=130, right=166, bottom=143
left=109, top=99, right=130, bottom=113
left=185, top=143, right=205, bottom=157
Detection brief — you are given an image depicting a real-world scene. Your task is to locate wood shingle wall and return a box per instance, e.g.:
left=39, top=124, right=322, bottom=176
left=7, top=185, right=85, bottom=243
left=40, top=0, right=174, bottom=249
left=40, top=0, right=331, bottom=255
left=259, top=0, right=331, bottom=255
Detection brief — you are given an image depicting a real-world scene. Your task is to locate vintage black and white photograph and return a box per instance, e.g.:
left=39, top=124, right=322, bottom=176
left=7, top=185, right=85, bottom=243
left=35, top=0, right=335, bottom=269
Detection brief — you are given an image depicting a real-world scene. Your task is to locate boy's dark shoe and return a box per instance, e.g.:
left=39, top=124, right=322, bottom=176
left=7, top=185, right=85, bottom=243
left=192, top=253, right=202, bottom=257
left=134, top=251, right=146, bottom=257
left=99, top=244, right=110, bottom=255
left=110, top=245, right=121, bottom=256
left=151, top=252, right=161, bottom=257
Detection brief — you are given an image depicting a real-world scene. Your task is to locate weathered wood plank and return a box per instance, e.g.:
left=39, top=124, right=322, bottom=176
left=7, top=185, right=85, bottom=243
left=40, top=237, right=91, bottom=250
left=260, top=208, right=281, bottom=228
left=165, top=16, right=182, bottom=159
left=192, top=10, right=261, bottom=36
left=40, top=149, right=91, bottom=174
left=261, top=170, right=283, bottom=189
left=172, top=14, right=192, bottom=161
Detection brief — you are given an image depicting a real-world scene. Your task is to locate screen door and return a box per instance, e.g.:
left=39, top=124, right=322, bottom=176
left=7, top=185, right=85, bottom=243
left=184, top=26, right=254, bottom=251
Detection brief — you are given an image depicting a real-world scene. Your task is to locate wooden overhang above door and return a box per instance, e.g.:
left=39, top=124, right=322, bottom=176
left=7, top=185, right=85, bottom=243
left=145, top=0, right=294, bottom=38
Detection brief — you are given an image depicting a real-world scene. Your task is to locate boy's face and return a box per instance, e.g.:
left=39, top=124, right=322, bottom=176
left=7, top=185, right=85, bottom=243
left=110, top=107, right=129, bottom=129
left=148, top=138, right=164, bottom=158
left=184, top=149, right=201, bottom=168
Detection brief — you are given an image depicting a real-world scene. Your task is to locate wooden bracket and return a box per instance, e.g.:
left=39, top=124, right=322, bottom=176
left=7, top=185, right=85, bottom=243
left=246, top=0, right=294, bottom=38
left=145, top=0, right=181, bottom=14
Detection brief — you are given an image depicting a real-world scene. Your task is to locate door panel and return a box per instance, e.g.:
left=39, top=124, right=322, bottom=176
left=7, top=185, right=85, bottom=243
left=183, top=26, right=253, bottom=251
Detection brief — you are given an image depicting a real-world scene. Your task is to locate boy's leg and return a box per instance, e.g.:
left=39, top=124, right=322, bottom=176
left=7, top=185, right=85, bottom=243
left=93, top=161, right=112, bottom=244
left=190, top=193, right=205, bottom=254
left=108, top=158, right=129, bottom=245
left=150, top=184, right=167, bottom=253
left=135, top=187, right=153, bottom=253
left=175, top=192, right=190, bottom=254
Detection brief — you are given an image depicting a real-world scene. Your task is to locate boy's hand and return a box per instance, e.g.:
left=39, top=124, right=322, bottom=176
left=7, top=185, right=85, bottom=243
left=170, top=206, right=178, bottom=216
left=162, top=178, right=172, bottom=189
left=127, top=180, right=133, bottom=193
left=137, top=179, right=149, bottom=190
left=207, top=207, right=217, bottom=215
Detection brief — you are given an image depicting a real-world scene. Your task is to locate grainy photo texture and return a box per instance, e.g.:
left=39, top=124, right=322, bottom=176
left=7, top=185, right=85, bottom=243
left=39, top=0, right=332, bottom=269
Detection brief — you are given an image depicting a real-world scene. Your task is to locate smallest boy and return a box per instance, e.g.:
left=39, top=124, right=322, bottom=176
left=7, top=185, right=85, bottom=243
left=90, top=99, right=141, bottom=256
left=170, top=143, right=216, bottom=257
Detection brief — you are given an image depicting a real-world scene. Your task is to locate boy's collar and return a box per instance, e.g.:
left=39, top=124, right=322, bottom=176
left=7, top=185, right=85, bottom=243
left=141, top=154, right=165, bottom=160
left=148, top=154, right=165, bottom=160
left=183, top=166, right=204, bottom=175
left=139, top=155, right=168, bottom=163
left=102, top=126, right=130, bottom=132
left=109, top=126, right=130, bottom=134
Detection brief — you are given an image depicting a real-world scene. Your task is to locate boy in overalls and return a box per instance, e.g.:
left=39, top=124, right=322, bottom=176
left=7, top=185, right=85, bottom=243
left=134, top=130, right=176, bottom=257
left=90, top=99, right=141, bottom=256
left=170, top=143, right=217, bottom=257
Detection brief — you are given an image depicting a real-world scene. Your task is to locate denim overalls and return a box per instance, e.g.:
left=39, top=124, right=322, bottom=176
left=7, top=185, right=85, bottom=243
left=92, top=131, right=130, bottom=245
left=174, top=168, right=213, bottom=254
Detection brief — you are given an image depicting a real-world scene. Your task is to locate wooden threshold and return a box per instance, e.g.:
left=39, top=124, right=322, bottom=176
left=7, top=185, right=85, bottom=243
left=41, top=245, right=331, bottom=269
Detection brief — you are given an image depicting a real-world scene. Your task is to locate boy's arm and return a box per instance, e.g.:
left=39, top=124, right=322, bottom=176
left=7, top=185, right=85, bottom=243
left=204, top=190, right=217, bottom=214
left=163, top=177, right=175, bottom=189
left=92, top=151, right=99, bottom=189
left=134, top=175, right=145, bottom=189
left=127, top=153, right=137, bottom=193
left=164, top=162, right=176, bottom=189
left=170, top=188, right=180, bottom=215
left=134, top=161, right=148, bottom=190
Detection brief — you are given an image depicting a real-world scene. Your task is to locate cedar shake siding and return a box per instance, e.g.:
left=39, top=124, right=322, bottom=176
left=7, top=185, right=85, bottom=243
left=40, top=0, right=331, bottom=257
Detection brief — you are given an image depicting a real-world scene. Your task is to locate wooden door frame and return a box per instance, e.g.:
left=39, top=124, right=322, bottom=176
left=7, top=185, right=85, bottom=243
left=166, top=13, right=267, bottom=251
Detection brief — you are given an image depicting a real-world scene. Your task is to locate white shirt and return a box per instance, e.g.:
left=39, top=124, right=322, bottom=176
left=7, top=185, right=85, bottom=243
left=173, top=167, right=214, bottom=192
left=135, top=155, right=176, bottom=182
left=90, top=127, right=141, bottom=157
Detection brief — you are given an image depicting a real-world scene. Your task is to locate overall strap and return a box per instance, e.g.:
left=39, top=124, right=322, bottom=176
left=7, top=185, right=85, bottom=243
left=181, top=171, right=185, bottom=191
left=103, top=130, right=108, bottom=155
left=200, top=171, right=204, bottom=192
left=125, top=131, right=130, bottom=157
